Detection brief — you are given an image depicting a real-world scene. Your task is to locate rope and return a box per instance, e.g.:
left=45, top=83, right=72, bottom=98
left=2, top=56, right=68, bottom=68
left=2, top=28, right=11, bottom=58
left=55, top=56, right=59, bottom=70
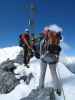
left=57, top=67, right=66, bottom=100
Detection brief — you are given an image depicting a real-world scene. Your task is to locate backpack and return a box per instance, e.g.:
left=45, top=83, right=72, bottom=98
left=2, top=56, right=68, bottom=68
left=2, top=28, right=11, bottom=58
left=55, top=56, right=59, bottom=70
left=19, top=34, right=23, bottom=47
left=40, top=32, right=62, bottom=56
left=19, top=34, right=30, bottom=47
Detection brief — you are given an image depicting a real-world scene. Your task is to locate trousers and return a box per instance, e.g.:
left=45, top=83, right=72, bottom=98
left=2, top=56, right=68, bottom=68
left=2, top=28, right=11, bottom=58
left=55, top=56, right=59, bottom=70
left=39, top=60, right=61, bottom=90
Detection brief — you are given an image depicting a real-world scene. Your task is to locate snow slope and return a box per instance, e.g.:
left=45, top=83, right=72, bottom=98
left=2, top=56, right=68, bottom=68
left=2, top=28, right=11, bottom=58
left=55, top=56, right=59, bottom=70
left=0, top=46, right=22, bottom=63
left=0, top=46, right=75, bottom=100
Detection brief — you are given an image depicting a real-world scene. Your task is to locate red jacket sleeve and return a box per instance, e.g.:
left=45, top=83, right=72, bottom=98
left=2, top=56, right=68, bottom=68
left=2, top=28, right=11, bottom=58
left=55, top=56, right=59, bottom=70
left=21, top=35, right=26, bottom=42
left=21, top=35, right=32, bottom=49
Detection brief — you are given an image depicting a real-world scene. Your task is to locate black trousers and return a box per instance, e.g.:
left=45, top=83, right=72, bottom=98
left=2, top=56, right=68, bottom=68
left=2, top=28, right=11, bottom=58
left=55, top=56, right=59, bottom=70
left=23, top=46, right=29, bottom=65
left=23, top=45, right=33, bottom=65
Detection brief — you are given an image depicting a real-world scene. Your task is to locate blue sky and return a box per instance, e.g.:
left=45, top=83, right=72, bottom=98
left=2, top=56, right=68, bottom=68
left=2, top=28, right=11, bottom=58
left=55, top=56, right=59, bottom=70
left=0, top=0, right=75, bottom=56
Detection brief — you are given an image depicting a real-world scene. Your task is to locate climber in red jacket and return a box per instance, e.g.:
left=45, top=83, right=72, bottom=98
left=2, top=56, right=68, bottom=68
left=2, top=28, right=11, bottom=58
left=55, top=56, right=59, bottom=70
left=19, top=29, right=32, bottom=68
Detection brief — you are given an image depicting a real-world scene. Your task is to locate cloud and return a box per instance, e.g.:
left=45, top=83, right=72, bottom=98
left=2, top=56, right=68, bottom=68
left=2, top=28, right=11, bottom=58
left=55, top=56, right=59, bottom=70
left=60, top=42, right=71, bottom=50
left=59, top=42, right=72, bottom=58
left=59, top=42, right=75, bottom=62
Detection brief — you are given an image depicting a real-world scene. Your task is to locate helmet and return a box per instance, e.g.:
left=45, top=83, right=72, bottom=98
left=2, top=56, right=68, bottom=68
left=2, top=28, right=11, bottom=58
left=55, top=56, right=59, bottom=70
left=48, top=24, right=63, bottom=33
left=24, top=28, right=29, bottom=33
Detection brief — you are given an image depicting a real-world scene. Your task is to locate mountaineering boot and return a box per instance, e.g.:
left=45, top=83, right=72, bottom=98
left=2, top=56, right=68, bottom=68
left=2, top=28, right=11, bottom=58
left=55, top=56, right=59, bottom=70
left=56, top=88, right=61, bottom=96
left=24, top=64, right=30, bottom=68
left=26, top=64, right=30, bottom=68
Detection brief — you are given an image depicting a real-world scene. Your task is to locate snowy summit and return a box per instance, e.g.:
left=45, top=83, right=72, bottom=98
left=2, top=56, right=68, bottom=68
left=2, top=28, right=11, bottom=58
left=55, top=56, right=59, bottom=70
left=0, top=46, right=75, bottom=100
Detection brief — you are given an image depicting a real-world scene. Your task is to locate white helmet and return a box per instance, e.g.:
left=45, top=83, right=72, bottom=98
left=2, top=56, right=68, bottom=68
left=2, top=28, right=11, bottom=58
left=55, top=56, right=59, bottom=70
left=25, top=28, right=29, bottom=32
left=48, top=24, right=63, bottom=33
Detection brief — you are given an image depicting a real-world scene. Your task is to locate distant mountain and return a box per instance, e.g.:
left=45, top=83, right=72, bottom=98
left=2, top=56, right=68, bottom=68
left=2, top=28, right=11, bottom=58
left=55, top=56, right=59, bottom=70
left=62, top=56, right=75, bottom=74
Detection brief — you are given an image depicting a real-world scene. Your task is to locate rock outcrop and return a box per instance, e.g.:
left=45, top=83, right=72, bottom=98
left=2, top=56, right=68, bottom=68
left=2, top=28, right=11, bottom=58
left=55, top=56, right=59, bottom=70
left=0, top=60, right=19, bottom=94
left=21, top=87, right=55, bottom=100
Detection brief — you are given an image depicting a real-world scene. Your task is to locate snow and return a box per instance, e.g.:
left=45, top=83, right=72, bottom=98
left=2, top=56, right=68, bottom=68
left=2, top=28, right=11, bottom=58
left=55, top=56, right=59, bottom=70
left=0, top=46, right=22, bottom=63
left=0, top=46, right=75, bottom=100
